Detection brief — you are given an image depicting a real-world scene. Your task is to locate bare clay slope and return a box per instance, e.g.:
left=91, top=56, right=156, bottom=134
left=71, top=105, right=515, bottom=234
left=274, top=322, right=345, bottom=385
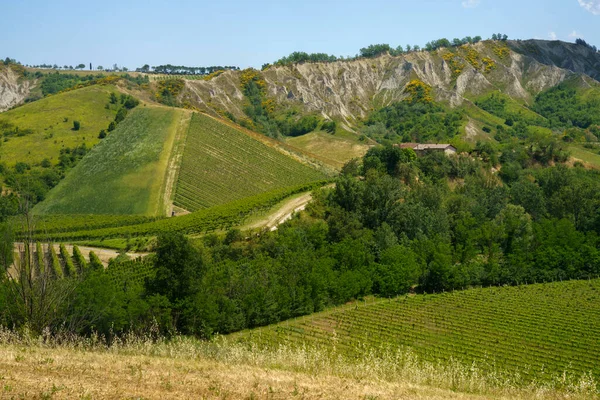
left=0, top=65, right=35, bottom=112
left=181, top=40, right=600, bottom=131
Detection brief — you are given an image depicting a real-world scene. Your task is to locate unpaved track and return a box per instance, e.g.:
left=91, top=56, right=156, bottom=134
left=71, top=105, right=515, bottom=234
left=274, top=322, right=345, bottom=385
left=161, top=109, right=192, bottom=216
left=244, top=192, right=313, bottom=231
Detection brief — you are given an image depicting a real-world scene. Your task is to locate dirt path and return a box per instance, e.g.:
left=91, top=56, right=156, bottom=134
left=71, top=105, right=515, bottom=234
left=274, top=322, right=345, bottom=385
left=160, top=109, right=192, bottom=217
left=244, top=192, right=314, bottom=231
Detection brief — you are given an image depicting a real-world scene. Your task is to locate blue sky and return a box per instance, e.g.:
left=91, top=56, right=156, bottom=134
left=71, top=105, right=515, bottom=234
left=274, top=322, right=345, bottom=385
left=1, top=0, right=599, bottom=69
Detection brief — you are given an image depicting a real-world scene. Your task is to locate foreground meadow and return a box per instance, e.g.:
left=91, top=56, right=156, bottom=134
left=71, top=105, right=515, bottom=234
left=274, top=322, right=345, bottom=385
left=0, top=331, right=596, bottom=400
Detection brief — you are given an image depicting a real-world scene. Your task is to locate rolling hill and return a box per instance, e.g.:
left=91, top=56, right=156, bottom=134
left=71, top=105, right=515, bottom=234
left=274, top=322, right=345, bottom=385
left=0, top=84, right=119, bottom=166
left=34, top=106, right=187, bottom=215
left=177, top=40, right=600, bottom=134
left=233, top=279, right=600, bottom=386
left=33, top=107, right=327, bottom=221
left=173, top=113, right=327, bottom=212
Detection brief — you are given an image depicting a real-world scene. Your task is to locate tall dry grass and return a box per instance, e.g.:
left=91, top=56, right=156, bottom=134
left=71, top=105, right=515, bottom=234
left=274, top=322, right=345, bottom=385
left=0, top=326, right=597, bottom=399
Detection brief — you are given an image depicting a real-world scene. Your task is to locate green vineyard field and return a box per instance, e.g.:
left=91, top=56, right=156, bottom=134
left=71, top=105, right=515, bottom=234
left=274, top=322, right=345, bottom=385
left=105, top=256, right=156, bottom=286
left=235, top=279, right=600, bottom=385
left=19, top=242, right=153, bottom=284
left=174, top=113, right=326, bottom=212
left=27, top=214, right=161, bottom=236
left=28, top=182, right=326, bottom=241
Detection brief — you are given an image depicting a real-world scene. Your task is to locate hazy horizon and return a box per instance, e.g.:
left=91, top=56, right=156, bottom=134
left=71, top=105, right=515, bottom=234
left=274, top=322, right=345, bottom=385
left=2, top=0, right=599, bottom=70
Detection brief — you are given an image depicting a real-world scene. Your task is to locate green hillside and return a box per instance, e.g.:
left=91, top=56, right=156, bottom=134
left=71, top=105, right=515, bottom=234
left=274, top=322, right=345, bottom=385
left=235, top=279, right=600, bottom=385
left=173, top=113, right=326, bottom=212
left=0, top=84, right=119, bottom=166
left=286, top=130, right=371, bottom=168
left=34, top=106, right=185, bottom=215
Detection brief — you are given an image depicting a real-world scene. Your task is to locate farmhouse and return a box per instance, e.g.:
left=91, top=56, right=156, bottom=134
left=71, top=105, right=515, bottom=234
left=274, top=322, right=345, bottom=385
left=397, top=143, right=457, bottom=156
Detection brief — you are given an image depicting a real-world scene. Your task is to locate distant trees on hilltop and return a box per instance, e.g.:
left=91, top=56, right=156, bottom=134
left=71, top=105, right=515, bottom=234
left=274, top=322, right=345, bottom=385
left=138, top=64, right=240, bottom=75
left=273, top=52, right=338, bottom=67
left=575, top=38, right=598, bottom=52
left=424, top=36, right=483, bottom=51
left=273, top=34, right=507, bottom=66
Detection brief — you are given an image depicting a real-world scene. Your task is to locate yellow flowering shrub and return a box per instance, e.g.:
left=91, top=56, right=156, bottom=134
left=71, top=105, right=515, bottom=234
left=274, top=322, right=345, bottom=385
left=404, top=79, right=433, bottom=103
left=463, top=47, right=481, bottom=69
left=240, top=69, right=266, bottom=92
left=442, top=52, right=464, bottom=78
left=261, top=98, right=276, bottom=114
left=203, top=70, right=225, bottom=81
left=482, top=57, right=496, bottom=73
left=493, top=44, right=510, bottom=59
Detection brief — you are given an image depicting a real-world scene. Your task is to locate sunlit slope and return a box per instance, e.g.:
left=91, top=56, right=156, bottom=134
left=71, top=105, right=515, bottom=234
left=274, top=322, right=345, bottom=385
left=174, top=113, right=326, bottom=212
left=0, top=85, right=119, bottom=166
left=286, top=130, right=371, bottom=168
left=235, top=279, right=600, bottom=384
left=35, top=107, right=185, bottom=215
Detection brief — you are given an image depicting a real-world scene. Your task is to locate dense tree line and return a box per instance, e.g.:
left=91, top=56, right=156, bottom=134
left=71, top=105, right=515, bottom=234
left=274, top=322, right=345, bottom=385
left=273, top=52, right=339, bottom=67
left=140, top=64, right=239, bottom=75
left=575, top=38, right=598, bottom=52
left=3, top=132, right=599, bottom=338
left=272, top=35, right=488, bottom=66
left=424, top=36, right=483, bottom=51
left=365, top=100, right=464, bottom=143
left=40, top=73, right=104, bottom=96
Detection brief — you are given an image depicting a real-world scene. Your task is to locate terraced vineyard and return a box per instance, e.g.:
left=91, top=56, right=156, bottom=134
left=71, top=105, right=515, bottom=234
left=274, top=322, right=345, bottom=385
left=174, top=114, right=326, bottom=212
left=28, top=214, right=161, bottom=236
left=235, top=280, right=600, bottom=385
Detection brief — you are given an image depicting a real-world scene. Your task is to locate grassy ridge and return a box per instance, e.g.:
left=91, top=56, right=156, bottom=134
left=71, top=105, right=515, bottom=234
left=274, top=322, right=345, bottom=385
left=30, top=182, right=326, bottom=241
left=34, top=107, right=183, bottom=216
left=235, top=279, right=600, bottom=385
left=174, top=114, right=326, bottom=212
left=0, top=85, right=118, bottom=166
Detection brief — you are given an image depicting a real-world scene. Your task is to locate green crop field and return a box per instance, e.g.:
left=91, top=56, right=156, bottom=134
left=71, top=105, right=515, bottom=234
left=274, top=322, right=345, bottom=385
left=0, top=85, right=119, bottom=166
left=28, top=182, right=325, bottom=241
left=173, top=113, right=326, bottom=212
left=235, top=279, right=600, bottom=385
left=34, top=106, right=186, bottom=216
left=27, top=214, right=161, bottom=236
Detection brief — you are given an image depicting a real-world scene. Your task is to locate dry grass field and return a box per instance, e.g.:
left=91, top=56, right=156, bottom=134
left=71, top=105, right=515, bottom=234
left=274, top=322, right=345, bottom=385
left=0, top=332, right=596, bottom=400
